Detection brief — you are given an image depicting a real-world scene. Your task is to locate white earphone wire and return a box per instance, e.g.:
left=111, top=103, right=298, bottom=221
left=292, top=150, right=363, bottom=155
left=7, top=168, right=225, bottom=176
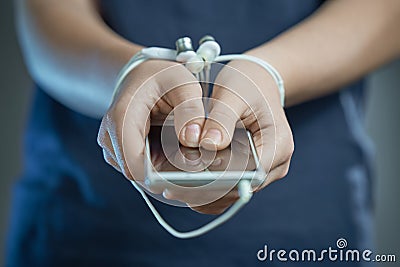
left=110, top=37, right=285, bottom=239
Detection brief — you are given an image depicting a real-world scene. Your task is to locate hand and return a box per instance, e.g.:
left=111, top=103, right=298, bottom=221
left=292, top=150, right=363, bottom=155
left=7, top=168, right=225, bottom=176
left=98, top=60, right=206, bottom=187
left=205, top=60, right=294, bottom=186
left=164, top=59, right=294, bottom=213
left=98, top=58, right=294, bottom=215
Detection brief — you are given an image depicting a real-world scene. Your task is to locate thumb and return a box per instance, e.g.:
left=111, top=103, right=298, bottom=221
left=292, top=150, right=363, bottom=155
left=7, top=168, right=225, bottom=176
left=166, top=82, right=205, bottom=147
left=200, top=89, right=247, bottom=150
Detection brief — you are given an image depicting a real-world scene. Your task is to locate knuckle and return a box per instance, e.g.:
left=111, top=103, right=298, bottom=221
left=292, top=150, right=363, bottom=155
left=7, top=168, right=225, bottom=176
left=171, top=85, right=203, bottom=102
left=263, top=162, right=291, bottom=188
left=178, top=100, right=204, bottom=114
left=102, top=148, right=112, bottom=161
left=286, top=134, right=295, bottom=158
left=279, top=162, right=291, bottom=178
left=282, top=140, right=294, bottom=163
left=273, top=161, right=291, bottom=181
left=103, top=152, right=114, bottom=166
left=102, top=150, right=121, bottom=173
left=97, top=127, right=112, bottom=150
left=208, top=106, right=239, bottom=127
left=212, top=87, right=247, bottom=107
left=277, top=124, right=294, bottom=162
left=97, top=129, right=106, bottom=147
left=191, top=206, right=224, bottom=215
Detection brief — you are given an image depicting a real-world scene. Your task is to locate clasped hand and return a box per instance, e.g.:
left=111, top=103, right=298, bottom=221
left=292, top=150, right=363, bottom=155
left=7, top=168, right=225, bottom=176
left=98, top=59, right=294, bottom=214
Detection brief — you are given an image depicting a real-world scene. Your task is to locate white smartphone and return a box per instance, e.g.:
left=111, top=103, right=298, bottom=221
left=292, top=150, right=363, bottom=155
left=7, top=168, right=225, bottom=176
left=144, top=123, right=266, bottom=191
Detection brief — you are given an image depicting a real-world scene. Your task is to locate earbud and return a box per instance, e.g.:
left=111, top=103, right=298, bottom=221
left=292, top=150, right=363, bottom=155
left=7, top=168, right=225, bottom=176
left=140, top=36, right=221, bottom=74
left=185, top=55, right=204, bottom=74
left=175, top=35, right=221, bottom=74
left=196, top=35, right=221, bottom=63
left=185, top=35, right=221, bottom=73
left=175, top=37, right=197, bottom=63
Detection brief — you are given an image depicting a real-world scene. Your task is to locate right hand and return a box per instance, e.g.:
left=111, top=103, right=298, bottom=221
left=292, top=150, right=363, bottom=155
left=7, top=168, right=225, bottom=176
left=97, top=60, right=205, bottom=187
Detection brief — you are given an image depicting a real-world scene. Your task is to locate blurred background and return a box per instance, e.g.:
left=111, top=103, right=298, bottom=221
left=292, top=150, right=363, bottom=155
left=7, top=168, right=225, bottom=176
left=1, top=0, right=399, bottom=264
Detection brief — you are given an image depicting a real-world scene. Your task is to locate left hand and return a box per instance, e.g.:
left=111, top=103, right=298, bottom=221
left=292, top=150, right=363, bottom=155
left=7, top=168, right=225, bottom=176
left=164, top=59, right=294, bottom=214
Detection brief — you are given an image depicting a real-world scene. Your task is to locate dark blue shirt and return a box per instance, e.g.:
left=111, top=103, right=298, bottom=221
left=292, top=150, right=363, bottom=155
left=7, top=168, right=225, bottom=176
left=6, top=1, right=374, bottom=266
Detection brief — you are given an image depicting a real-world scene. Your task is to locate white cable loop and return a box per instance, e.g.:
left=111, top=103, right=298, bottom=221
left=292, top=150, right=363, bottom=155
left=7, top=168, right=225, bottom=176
left=215, top=54, right=285, bottom=106
left=111, top=52, right=147, bottom=103
left=130, top=179, right=252, bottom=239
left=110, top=37, right=285, bottom=238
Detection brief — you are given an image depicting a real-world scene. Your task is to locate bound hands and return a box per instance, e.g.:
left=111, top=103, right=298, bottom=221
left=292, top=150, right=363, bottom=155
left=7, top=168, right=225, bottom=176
left=98, top=59, right=294, bottom=214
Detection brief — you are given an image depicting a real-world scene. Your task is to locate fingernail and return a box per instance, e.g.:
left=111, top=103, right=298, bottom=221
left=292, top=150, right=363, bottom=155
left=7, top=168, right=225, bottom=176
left=201, top=129, right=222, bottom=148
left=211, top=157, right=222, bottom=166
left=163, top=189, right=172, bottom=199
left=183, top=124, right=201, bottom=147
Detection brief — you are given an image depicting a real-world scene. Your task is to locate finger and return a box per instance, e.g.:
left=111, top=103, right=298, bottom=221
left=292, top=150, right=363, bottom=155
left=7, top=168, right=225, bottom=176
left=200, top=89, right=247, bottom=150
left=165, top=83, right=205, bottom=148
left=151, top=98, right=173, bottom=121
left=188, top=191, right=239, bottom=215
left=120, top=101, right=150, bottom=182
left=256, top=161, right=291, bottom=191
left=97, top=127, right=117, bottom=161
left=163, top=185, right=234, bottom=206
left=164, top=187, right=239, bottom=212
left=250, top=121, right=294, bottom=191
left=152, top=64, right=205, bottom=148
left=104, top=113, right=136, bottom=180
left=98, top=115, right=131, bottom=176
left=105, top=85, right=152, bottom=183
left=189, top=196, right=237, bottom=215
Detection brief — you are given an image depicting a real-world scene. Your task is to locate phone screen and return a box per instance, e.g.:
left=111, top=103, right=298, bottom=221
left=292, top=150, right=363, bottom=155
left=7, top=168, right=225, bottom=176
left=148, top=125, right=257, bottom=173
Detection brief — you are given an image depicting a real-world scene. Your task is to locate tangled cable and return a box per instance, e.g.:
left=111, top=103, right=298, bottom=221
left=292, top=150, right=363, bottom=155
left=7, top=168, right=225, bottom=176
left=112, top=36, right=285, bottom=239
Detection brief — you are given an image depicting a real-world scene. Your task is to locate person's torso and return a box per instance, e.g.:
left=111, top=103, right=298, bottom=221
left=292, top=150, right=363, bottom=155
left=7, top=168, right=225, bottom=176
left=19, top=1, right=374, bottom=265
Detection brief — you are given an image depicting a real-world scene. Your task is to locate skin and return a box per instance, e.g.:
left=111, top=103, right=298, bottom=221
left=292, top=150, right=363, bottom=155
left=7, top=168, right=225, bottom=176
left=16, top=0, right=400, bottom=214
